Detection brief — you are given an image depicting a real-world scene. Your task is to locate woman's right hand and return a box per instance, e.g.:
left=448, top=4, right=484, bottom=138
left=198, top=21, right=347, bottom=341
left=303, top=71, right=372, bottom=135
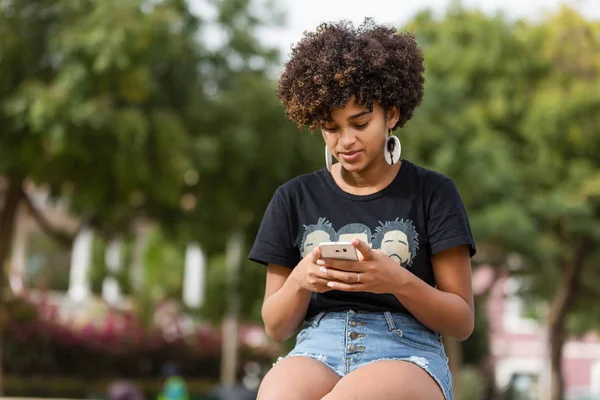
left=289, top=247, right=333, bottom=293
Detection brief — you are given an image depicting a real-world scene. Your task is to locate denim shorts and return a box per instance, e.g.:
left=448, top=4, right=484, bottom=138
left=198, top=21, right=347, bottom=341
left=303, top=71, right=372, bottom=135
left=276, top=310, right=453, bottom=400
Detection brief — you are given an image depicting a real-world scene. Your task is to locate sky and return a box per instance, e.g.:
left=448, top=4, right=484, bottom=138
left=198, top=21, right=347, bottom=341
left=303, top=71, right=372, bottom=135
left=190, top=0, right=600, bottom=61
left=264, top=0, right=599, bottom=58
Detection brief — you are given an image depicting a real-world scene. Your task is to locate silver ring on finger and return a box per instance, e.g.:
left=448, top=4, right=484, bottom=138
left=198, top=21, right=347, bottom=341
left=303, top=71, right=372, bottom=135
left=356, top=272, right=361, bottom=283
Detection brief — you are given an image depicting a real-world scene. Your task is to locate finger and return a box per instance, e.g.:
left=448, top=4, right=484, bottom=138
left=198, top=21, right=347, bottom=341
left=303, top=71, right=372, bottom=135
left=317, top=258, right=360, bottom=271
left=320, top=267, right=361, bottom=284
left=311, top=246, right=322, bottom=262
left=306, top=276, right=333, bottom=288
left=352, top=238, right=373, bottom=260
left=326, top=281, right=364, bottom=291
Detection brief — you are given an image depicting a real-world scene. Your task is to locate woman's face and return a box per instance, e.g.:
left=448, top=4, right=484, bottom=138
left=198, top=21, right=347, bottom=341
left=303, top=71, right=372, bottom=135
left=321, top=98, right=399, bottom=173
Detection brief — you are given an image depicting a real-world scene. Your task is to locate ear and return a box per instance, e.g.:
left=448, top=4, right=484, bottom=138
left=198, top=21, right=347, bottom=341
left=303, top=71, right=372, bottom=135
left=387, top=106, right=400, bottom=129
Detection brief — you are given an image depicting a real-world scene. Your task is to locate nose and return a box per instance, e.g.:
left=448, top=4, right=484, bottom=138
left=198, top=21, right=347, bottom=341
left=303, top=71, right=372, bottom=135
left=338, top=128, right=357, bottom=148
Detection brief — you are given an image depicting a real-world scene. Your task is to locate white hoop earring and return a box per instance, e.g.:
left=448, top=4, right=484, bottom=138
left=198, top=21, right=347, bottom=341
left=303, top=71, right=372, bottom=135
left=325, top=145, right=333, bottom=171
left=384, top=134, right=401, bottom=165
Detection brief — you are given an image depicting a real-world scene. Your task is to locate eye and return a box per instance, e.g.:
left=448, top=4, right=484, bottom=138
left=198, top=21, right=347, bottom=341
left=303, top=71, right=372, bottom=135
left=323, top=126, right=338, bottom=133
left=354, top=122, right=369, bottom=129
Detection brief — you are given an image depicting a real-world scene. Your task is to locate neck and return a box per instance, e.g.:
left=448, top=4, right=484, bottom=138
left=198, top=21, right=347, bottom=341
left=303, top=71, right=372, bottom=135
left=337, top=158, right=401, bottom=194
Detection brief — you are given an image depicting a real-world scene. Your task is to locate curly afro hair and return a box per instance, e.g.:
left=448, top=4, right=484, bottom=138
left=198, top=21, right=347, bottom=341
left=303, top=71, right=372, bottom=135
left=277, top=19, right=425, bottom=132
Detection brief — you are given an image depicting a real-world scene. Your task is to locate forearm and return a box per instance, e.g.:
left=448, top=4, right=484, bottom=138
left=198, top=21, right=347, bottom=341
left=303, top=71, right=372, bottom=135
left=393, top=273, right=474, bottom=341
left=261, top=277, right=312, bottom=342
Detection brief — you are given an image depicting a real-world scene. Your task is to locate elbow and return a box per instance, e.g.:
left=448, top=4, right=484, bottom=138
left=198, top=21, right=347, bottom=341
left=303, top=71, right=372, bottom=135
left=264, top=326, right=288, bottom=343
left=454, top=314, right=475, bottom=342
left=261, top=307, right=293, bottom=343
left=451, top=299, right=475, bottom=342
left=265, top=324, right=294, bottom=343
left=454, top=326, right=474, bottom=342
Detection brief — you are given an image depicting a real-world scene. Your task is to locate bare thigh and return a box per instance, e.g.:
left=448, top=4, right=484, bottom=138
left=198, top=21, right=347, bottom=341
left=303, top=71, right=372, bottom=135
left=257, top=356, right=340, bottom=400
left=321, top=360, right=445, bottom=400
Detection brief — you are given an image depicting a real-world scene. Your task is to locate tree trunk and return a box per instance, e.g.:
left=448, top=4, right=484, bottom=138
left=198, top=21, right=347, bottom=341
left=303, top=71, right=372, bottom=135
left=220, top=231, right=243, bottom=387
left=443, top=335, right=462, bottom=399
left=545, top=237, right=591, bottom=400
left=0, top=178, right=25, bottom=395
left=481, top=356, right=499, bottom=400
left=548, top=322, right=565, bottom=400
left=472, top=267, right=503, bottom=400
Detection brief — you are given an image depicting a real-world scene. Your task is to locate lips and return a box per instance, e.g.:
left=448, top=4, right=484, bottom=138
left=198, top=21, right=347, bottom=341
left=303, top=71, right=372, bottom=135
left=339, top=150, right=362, bottom=162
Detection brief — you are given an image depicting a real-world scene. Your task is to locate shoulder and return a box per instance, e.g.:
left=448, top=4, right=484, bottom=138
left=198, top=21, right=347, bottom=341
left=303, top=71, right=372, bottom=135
left=276, top=168, right=328, bottom=198
left=404, top=160, right=453, bottom=191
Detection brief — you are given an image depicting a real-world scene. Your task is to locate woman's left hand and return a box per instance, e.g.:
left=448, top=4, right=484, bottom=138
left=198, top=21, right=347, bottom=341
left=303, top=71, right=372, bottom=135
left=317, top=238, right=408, bottom=294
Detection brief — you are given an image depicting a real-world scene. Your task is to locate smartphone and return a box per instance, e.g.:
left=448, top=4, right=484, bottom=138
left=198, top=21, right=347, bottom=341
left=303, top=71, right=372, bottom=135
left=318, top=241, right=359, bottom=261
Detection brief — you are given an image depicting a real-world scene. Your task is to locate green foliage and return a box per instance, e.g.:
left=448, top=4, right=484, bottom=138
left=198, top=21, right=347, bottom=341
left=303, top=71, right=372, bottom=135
left=462, top=296, right=490, bottom=366
left=89, top=234, right=106, bottom=294
left=175, top=73, right=323, bottom=253
left=4, top=0, right=597, bottom=360
left=405, top=6, right=600, bottom=334
left=25, top=231, right=70, bottom=290
left=405, top=8, right=547, bottom=263
left=143, top=228, right=185, bottom=301
left=0, top=0, right=321, bottom=323
left=200, top=254, right=266, bottom=323
left=458, top=366, right=486, bottom=400
left=1, top=0, right=203, bottom=232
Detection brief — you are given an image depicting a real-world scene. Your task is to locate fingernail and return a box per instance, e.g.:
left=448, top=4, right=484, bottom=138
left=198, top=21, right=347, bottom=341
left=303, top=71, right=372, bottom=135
left=320, top=267, right=328, bottom=274
left=327, top=282, right=335, bottom=288
left=316, top=259, right=326, bottom=266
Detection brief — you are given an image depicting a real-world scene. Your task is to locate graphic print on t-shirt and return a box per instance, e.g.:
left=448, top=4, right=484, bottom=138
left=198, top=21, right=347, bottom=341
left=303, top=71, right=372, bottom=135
left=300, top=217, right=420, bottom=268
left=372, top=218, right=420, bottom=267
left=337, top=223, right=372, bottom=247
left=300, top=217, right=337, bottom=258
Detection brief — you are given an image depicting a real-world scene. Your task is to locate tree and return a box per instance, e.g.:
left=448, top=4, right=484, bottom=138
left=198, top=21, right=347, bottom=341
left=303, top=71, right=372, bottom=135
left=1, top=0, right=322, bottom=392
left=516, top=8, right=600, bottom=399
left=0, top=0, right=205, bottom=393
left=404, top=8, right=544, bottom=398
left=405, top=6, right=600, bottom=400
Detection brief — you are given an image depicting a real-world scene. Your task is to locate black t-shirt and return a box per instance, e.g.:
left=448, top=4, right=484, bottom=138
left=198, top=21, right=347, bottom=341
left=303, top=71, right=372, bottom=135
left=248, top=160, right=476, bottom=319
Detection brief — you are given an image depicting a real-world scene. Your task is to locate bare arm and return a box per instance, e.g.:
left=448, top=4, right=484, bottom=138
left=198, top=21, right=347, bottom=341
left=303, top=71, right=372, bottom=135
left=261, top=264, right=312, bottom=342
left=261, top=247, right=333, bottom=342
left=392, top=245, right=474, bottom=341
left=321, top=241, right=474, bottom=341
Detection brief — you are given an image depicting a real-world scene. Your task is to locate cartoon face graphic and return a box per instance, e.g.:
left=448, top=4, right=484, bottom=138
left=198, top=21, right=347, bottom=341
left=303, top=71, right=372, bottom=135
left=300, top=217, right=336, bottom=258
left=380, top=230, right=411, bottom=266
left=303, top=230, right=333, bottom=256
left=337, top=223, right=372, bottom=248
left=338, top=232, right=370, bottom=245
left=372, top=219, right=419, bottom=268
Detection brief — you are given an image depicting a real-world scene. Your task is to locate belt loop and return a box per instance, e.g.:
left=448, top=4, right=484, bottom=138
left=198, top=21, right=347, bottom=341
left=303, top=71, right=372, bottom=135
left=383, top=311, right=396, bottom=331
left=312, top=311, right=326, bottom=328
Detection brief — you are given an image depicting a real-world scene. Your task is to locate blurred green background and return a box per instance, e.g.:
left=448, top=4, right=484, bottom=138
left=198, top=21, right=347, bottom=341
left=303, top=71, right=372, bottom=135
left=1, top=0, right=599, bottom=399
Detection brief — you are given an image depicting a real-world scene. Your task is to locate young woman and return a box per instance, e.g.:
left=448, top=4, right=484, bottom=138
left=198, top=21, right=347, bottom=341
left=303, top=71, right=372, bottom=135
left=248, top=19, right=475, bottom=400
